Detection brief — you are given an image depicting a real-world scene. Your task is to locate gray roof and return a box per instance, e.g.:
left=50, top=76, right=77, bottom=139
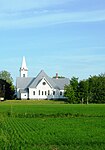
left=16, top=77, right=33, bottom=89
left=52, top=78, right=70, bottom=90
left=19, top=89, right=28, bottom=93
left=16, top=70, right=70, bottom=90
left=29, top=70, right=56, bottom=88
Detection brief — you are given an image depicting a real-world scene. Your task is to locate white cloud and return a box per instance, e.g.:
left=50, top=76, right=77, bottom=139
left=0, top=9, right=105, bottom=29
left=0, top=0, right=70, bottom=12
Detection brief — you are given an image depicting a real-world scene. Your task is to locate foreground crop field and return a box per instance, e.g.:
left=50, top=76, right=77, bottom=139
left=0, top=100, right=105, bottom=150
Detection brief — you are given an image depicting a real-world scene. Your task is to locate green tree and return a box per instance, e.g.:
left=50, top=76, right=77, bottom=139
left=64, top=77, right=79, bottom=103
left=65, top=73, right=105, bottom=104
left=70, top=77, right=79, bottom=91
left=88, top=74, right=105, bottom=103
left=70, top=76, right=79, bottom=103
left=64, top=84, right=75, bottom=103
left=0, top=70, right=13, bottom=84
left=0, top=79, right=15, bottom=99
left=78, top=80, right=89, bottom=104
left=0, top=71, right=15, bottom=100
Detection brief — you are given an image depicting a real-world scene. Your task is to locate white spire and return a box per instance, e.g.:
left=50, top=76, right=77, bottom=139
left=21, top=56, right=28, bottom=70
left=20, top=56, right=28, bottom=77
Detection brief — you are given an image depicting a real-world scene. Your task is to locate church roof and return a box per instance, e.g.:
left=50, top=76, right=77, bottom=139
left=29, top=70, right=56, bottom=88
left=16, top=77, right=33, bottom=89
left=52, top=78, right=70, bottom=90
left=16, top=70, right=69, bottom=90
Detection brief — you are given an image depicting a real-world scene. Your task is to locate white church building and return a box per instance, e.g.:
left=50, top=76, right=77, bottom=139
left=16, top=57, right=70, bottom=100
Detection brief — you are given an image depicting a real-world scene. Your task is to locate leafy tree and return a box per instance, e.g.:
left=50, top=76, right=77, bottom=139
left=64, top=84, right=75, bottom=103
left=0, top=70, right=13, bottom=84
left=78, top=80, right=89, bottom=104
left=70, top=77, right=79, bottom=103
left=70, top=77, right=79, bottom=91
left=64, top=77, right=79, bottom=103
left=0, top=71, right=15, bottom=100
left=88, top=74, right=105, bottom=103
left=0, top=79, right=15, bottom=99
left=64, top=73, right=105, bottom=104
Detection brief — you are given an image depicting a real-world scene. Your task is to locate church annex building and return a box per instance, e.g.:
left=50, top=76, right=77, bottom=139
left=16, top=57, right=69, bottom=100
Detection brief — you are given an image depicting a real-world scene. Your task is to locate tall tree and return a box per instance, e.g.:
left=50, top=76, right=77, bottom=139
left=0, top=70, right=13, bottom=84
left=0, top=71, right=15, bottom=100
left=64, top=84, right=75, bottom=103
left=70, top=77, right=79, bottom=91
left=78, top=80, right=89, bottom=104
left=64, top=73, right=105, bottom=104
left=0, top=79, right=15, bottom=99
left=70, top=76, right=79, bottom=102
left=64, top=77, right=79, bottom=103
left=88, top=74, right=105, bottom=103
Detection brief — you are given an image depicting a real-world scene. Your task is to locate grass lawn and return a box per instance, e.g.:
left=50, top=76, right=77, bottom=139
left=0, top=100, right=105, bottom=150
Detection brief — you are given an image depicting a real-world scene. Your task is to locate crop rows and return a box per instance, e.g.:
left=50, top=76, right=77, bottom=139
left=1, top=102, right=105, bottom=149
left=1, top=103, right=105, bottom=117
left=0, top=116, right=105, bottom=150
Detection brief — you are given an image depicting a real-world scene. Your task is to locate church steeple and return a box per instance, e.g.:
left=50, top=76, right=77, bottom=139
left=20, top=56, right=28, bottom=77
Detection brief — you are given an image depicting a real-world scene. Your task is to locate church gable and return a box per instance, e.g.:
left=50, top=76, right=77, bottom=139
left=29, top=70, right=56, bottom=89
left=36, top=77, right=53, bottom=90
left=28, top=78, right=53, bottom=100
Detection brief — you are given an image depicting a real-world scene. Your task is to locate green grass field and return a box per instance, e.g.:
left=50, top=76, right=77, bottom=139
left=0, top=100, right=105, bottom=150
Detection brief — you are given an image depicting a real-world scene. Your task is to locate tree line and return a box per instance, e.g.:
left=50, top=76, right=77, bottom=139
left=64, top=73, right=105, bottom=104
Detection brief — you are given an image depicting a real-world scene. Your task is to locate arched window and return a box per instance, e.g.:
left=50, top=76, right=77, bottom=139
left=48, top=90, right=50, bottom=95
left=23, top=74, right=25, bottom=77
left=53, top=91, right=55, bottom=95
left=60, top=91, right=62, bottom=96
left=33, top=91, right=35, bottom=95
left=39, top=90, right=40, bottom=95
left=42, top=91, right=43, bottom=95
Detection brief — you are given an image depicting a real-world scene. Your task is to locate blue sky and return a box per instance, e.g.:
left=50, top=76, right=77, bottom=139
left=0, top=0, right=105, bottom=83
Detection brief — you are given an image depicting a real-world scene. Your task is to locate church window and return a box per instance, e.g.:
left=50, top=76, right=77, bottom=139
left=39, top=90, right=40, bottom=95
left=45, top=91, right=47, bottom=95
left=60, top=91, right=62, bottom=96
left=53, top=91, right=55, bottom=95
left=33, top=91, right=35, bottom=95
left=42, top=91, right=43, bottom=95
left=48, top=90, right=50, bottom=95
left=42, top=82, right=46, bottom=85
left=23, top=74, right=25, bottom=77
